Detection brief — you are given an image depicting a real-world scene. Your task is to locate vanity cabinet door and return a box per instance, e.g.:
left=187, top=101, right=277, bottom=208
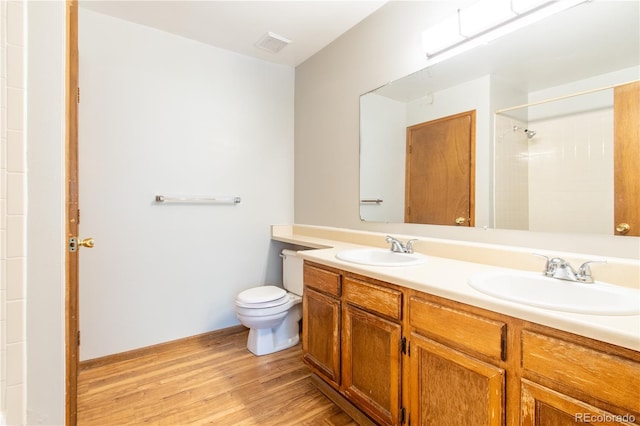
left=521, top=379, right=637, bottom=426
left=409, top=332, right=505, bottom=426
left=302, top=287, right=341, bottom=387
left=342, top=303, right=402, bottom=426
left=521, top=328, right=640, bottom=423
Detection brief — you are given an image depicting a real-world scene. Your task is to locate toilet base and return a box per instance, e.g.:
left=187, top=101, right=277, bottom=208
left=245, top=304, right=301, bottom=356
left=247, top=328, right=300, bottom=356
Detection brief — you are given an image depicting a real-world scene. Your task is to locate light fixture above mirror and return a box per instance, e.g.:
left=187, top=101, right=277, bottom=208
left=422, top=0, right=588, bottom=66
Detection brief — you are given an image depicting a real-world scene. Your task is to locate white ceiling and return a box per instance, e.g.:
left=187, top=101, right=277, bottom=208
left=79, top=1, right=388, bottom=67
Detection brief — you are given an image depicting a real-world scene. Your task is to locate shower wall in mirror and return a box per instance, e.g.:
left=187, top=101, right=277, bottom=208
left=359, top=0, right=639, bottom=235
left=495, top=89, right=614, bottom=234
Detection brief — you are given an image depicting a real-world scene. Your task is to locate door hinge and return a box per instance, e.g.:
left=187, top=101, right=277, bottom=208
left=400, top=407, right=406, bottom=424
left=77, top=330, right=81, bottom=346
left=77, top=208, right=81, bottom=225
left=77, top=87, right=80, bottom=103
left=401, top=337, right=409, bottom=355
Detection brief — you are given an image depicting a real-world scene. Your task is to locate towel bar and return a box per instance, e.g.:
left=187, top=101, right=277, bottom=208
left=154, top=195, right=241, bottom=204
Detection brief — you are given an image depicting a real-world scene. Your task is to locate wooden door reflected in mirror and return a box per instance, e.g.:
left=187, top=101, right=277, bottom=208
left=405, top=110, right=475, bottom=226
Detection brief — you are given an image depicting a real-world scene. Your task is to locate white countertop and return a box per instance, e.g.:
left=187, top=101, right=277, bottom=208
left=272, top=225, right=640, bottom=351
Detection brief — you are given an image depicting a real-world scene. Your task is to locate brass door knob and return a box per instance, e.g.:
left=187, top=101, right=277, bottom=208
left=615, top=223, right=630, bottom=235
left=455, top=217, right=466, bottom=225
left=79, top=237, right=95, bottom=248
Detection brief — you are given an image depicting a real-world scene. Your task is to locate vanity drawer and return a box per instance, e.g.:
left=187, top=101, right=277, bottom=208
left=409, top=296, right=506, bottom=361
left=343, top=276, right=402, bottom=321
left=522, top=330, right=640, bottom=412
left=304, top=263, right=341, bottom=297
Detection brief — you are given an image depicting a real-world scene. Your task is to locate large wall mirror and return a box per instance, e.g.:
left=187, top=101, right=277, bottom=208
left=359, top=1, right=639, bottom=236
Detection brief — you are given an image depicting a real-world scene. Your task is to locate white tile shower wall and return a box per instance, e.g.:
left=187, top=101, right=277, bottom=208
left=494, top=115, right=529, bottom=230
left=1, top=1, right=27, bottom=424
left=528, top=108, right=613, bottom=234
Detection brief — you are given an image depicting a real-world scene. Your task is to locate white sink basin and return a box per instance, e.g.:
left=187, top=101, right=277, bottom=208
left=468, top=270, right=640, bottom=315
left=335, top=248, right=426, bottom=267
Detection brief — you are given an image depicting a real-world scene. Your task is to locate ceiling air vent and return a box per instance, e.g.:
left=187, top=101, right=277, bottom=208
left=255, top=32, right=291, bottom=54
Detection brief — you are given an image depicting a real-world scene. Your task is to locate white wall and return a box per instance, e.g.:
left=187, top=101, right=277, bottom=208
left=78, top=9, right=294, bottom=360
left=294, top=1, right=639, bottom=258
left=25, top=2, right=66, bottom=424
left=359, top=93, right=405, bottom=222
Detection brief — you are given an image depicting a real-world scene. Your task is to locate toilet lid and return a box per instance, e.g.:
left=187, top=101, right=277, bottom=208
left=237, top=286, right=287, bottom=305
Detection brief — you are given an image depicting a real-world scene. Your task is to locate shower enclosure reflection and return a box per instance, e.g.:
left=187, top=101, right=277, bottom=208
left=494, top=89, right=614, bottom=234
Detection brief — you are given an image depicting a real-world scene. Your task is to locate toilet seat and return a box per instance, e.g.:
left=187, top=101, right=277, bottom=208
left=236, top=297, right=296, bottom=318
left=235, top=286, right=288, bottom=309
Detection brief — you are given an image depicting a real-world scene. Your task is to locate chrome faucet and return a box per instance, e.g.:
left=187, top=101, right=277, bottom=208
left=386, top=236, right=417, bottom=254
left=534, top=254, right=606, bottom=283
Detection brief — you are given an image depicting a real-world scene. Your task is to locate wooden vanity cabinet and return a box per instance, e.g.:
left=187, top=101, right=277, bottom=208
left=303, top=262, right=405, bottom=425
left=521, top=379, right=637, bottom=426
left=407, top=294, right=507, bottom=426
left=302, top=263, right=342, bottom=387
left=302, top=261, right=640, bottom=426
left=342, top=275, right=404, bottom=425
left=520, top=326, right=640, bottom=426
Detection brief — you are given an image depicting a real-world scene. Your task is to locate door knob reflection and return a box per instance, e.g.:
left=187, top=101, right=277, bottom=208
left=79, top=237, right=94, bottom=248
left=615, top=223, right=630, bottom=235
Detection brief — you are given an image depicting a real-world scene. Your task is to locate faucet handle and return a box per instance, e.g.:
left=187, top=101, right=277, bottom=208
left=405, top=239, right=418, bottom=254
left=576, top=260, right=607, bottom=283
left=385, top=235, right=399, bottom=247
left=385, top=235, right=405, bottom=253
left=533, top=253, right=552, bottom=275
left=549, top=257, right=569, bottom=267
left=533, top=254, right=569, bottom=274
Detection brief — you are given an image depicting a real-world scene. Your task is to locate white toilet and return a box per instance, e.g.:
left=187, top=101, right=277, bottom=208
left=234, top=249, right=304, bottom=356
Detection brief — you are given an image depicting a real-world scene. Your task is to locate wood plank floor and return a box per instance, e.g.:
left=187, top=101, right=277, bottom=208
left=77, top=328, right=357, bottom=425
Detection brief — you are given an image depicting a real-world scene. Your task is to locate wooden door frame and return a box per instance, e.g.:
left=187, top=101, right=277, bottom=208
left=65, top=1, right=79, bottom=425
left=613, top=80, right=640, bottom=237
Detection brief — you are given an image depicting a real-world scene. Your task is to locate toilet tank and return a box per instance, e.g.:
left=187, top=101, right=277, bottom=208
left=282, top=249, right=304, bottom=296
